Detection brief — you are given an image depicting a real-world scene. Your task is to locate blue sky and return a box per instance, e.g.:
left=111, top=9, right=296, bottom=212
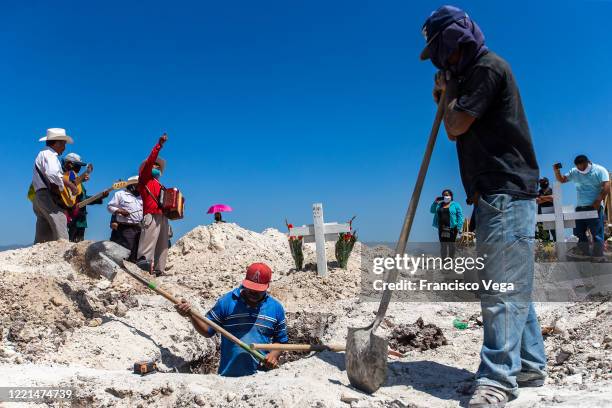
left=1, top=1, right=610, bottom=246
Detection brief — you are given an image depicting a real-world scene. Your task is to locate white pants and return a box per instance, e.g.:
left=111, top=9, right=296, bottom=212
left=137, top=213, right=169, bottom=273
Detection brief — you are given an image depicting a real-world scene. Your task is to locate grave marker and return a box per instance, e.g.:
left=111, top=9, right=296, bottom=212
left=289, top=203, right=351, bottom=276
left=536, top=182, right=599, bottom=260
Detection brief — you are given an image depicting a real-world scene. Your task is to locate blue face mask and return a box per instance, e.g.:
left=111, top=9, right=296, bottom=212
left=152, top=168, right=161, bottom=179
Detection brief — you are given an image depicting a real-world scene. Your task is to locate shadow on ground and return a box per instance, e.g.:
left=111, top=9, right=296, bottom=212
left=318, top=352, right=473, bottom=406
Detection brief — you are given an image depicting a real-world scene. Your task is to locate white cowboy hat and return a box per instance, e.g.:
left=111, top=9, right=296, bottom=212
left=128, top=175, right=139, bottom=182
left=39, top=128, right=74, bottom=144
left=139, top=157, right=166, bottom=173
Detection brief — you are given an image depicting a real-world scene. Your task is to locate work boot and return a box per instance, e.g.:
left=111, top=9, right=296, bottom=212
left=468, top=385, right=509, bottom=408
left=517, top=371, right=546, bottom=387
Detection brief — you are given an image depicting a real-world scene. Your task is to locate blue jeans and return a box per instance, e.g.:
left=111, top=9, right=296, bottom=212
left=475, top=194, right=547, bottom=397
left=574, top=206, right=605, bottom=257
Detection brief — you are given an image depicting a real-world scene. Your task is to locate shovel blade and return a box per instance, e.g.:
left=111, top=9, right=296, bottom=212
left=345, top=326, right=388, bottom=394
left=84, top=241, right=130, bottom=281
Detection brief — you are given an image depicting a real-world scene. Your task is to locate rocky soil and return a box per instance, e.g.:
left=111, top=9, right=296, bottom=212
left=0, top=223, right=610, bottom=407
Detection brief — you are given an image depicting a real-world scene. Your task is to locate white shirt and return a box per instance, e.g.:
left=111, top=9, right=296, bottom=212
left=107, top=189, right=143, bottom=225
left=32, top=147, right=64, bottom=191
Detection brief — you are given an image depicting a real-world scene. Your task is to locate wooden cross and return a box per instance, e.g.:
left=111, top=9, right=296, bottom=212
left=289, top=203, right=351, bottom=276
left=536, top=182, right=599, bottom=260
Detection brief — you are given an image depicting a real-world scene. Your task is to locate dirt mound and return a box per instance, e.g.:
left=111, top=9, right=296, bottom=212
left=164, top=223, right=373, bottom=312
left=388, top=317, right=448, bottom=353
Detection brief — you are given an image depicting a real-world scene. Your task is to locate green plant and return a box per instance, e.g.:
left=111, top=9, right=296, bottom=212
left=285, top=220, right=304, bottom=270
left=335, top=216, right=357, bottom=269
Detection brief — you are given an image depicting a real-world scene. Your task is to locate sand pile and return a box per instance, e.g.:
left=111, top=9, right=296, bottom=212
left=0, top=240, right=215, bottom=373
left=164, top=222, right=384, bottom=312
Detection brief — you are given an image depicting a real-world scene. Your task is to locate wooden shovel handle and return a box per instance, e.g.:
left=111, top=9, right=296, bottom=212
left=251, top=343, right=346, bottom=352
left=372, top=92, right=447, bottom=331
left=251, top=343, right=404, bottom=357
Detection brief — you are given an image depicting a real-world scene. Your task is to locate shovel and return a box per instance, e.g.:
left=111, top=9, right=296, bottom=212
left=345, top=92, right=446, bottom=394
left=96, top=254, right=269, bottom=367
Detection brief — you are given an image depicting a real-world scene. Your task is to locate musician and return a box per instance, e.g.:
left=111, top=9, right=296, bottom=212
left=108, top=176, right=143, bottom=261
left=62, top=153, right=108, bottom=242
left=32, top=128, right=79, bottom=243
left=136, top=134, right=170, bottom=277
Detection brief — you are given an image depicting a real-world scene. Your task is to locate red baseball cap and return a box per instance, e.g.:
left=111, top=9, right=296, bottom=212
left=242, top=263, right=272, bottom=292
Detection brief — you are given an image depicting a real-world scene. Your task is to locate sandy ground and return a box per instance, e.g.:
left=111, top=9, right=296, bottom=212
left=0, top=223, right=610, bottom=407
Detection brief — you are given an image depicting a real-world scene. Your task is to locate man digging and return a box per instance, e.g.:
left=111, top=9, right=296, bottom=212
left=419, top=6, right=546, bottom=407
left=176, top=262, right=288, bottom=377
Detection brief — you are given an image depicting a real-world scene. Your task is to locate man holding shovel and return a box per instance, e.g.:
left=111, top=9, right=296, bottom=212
left=420, top=6, right=546, bottom=407
left=176, top=262, right=288, bottom=377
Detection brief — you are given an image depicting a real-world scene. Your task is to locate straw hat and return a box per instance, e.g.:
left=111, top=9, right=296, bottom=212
left=140, top=157, right=166, bottom=173
left=39, top=128, right=74, bottom=144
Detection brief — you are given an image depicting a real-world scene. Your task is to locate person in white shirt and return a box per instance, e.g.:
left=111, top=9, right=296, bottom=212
left=32, top=128, right=79, bottom=243
left=108, top=176, right=143, bottom=261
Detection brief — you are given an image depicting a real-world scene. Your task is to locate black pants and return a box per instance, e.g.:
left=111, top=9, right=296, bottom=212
left=68, top=225, right=86, bottom=243
left=110, top=224, right=141, bottom=261
left=438, top=227, right=458, bottom=259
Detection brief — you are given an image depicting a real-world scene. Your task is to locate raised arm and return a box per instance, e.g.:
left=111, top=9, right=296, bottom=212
left=553, top=163, right=569, bottom=183
left=139, top=133, right=167, bottom=185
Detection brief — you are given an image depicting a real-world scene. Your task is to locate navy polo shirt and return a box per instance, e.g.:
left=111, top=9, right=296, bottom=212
left=205, top=287, right=288, bottom=377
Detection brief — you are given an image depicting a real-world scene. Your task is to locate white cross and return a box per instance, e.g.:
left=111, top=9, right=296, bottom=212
left=289, top=203, right=351, bottom=276
left=536, top=182, right=599, bottom=260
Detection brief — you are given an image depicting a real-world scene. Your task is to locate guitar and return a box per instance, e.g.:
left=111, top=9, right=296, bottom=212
left=60, top=163, right=93, bottom=208
left=65, top=179, right=139, bottom=224
left=77, top=179, right=139, bottom=208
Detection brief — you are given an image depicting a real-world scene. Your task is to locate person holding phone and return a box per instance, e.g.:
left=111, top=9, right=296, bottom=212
left=554, top=156, right=610, bottom=260
left=430, top=189, right=464, bottom=258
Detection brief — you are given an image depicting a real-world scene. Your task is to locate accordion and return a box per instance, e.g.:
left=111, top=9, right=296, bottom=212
left=160, top=187, right=185, bottom=220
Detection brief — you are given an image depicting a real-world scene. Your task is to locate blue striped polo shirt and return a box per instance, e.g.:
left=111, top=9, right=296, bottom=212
left=205, top=286, right=288, bottom=377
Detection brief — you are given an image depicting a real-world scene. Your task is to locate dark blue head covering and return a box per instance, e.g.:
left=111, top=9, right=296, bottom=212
left=420, top=6, right=488, bottom=75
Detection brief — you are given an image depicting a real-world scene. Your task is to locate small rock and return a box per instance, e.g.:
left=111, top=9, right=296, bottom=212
left=114, top=301, right=128, bottom=318
left=555, top=347, right=573, bottom=365
left=565, top=373, right=583, bottom=385
left=105, top=387, right=132, bottom=398
left=194, top=395, right=206, bottom=406
left=591, top=342, right=601, bottom=349
left=340, top=393, right=360, bottom=404
left=88, top=318, right=102, bottom=327
left=553, top=395, right=567, bottom=403
left=160, top=385, right=173, bottom=395
left=226, top=392, right=237, bottom=402
left=50, top=296, right=64, bottom=306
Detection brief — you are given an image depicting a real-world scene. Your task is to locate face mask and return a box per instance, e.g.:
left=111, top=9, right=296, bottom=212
left=443, top=196, right=452, bottom=203
left=577, top=163, right=592, bottom=175
left=152, top=168, right=161, bottom=179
